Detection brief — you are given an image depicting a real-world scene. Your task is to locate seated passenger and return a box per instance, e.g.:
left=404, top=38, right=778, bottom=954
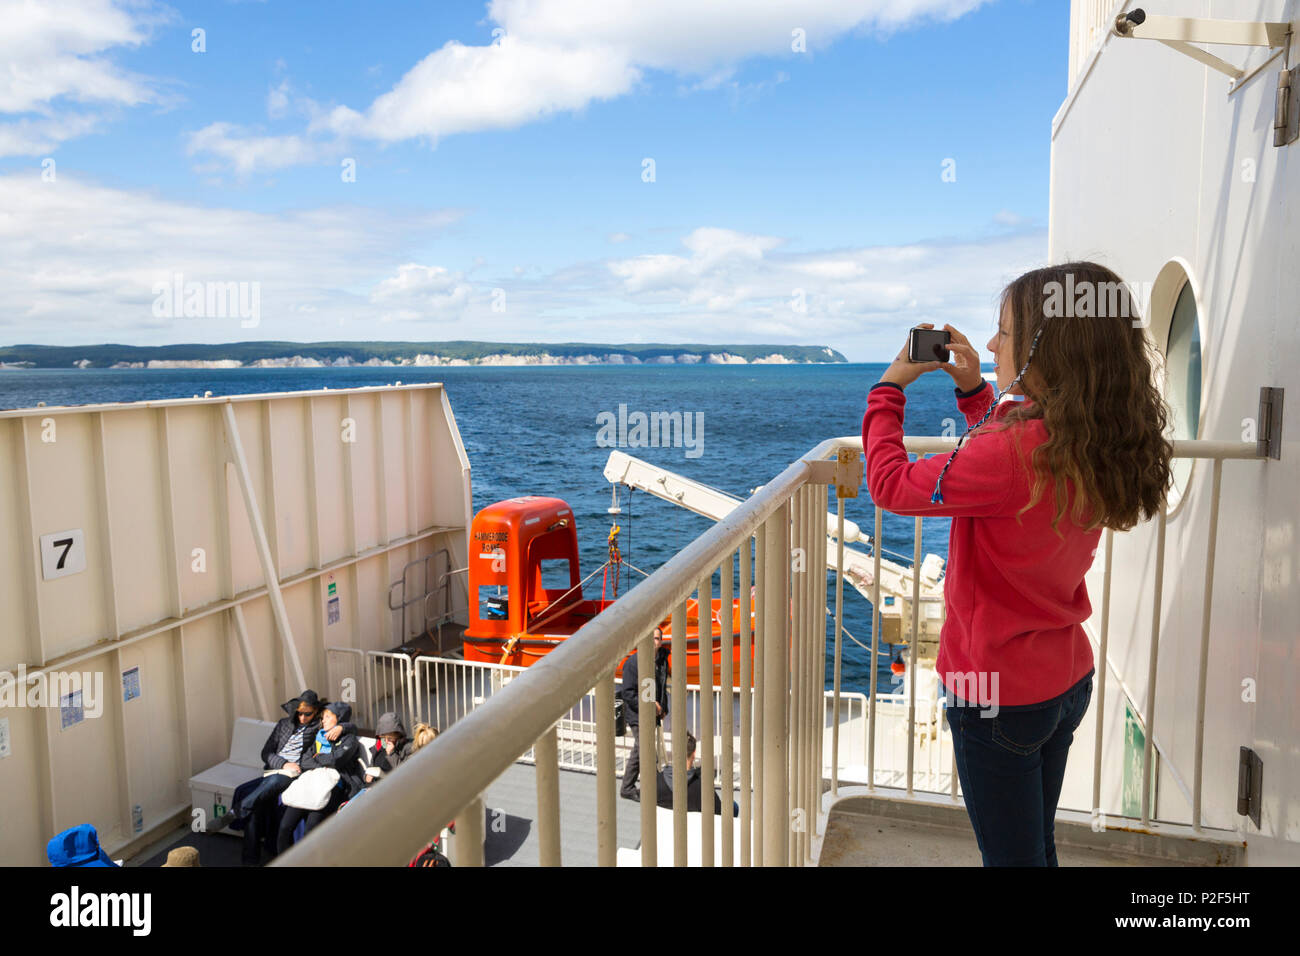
left=276, top=701, right=365, bottom=852
left=655, top=733, right=736, bottom=816
left=209, top=689, right=349, bottom=865
left=365, top=712, right=412, bottom=784
left=412, top=722, right=439, bottom=752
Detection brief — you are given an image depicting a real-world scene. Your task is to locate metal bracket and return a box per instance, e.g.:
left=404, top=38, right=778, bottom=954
left=1258, top=387, right=1284, bottom=460
left=835, top=446, right=863, bottom=499
left=1113, top=9, right=1293, bottom=82
left=1237, top=746, right=1263, bottom=828
left=810, top=447, right=864, bottom=498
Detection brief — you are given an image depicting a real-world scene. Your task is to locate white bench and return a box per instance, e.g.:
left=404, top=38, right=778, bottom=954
left=189, top=718, right=277, bottom=835
left=616, top=804, right=744, bottom=866
left=189, top=719, right=377, bottom=836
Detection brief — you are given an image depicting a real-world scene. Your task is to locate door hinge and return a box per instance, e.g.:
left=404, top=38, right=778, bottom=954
left=1276, top=65, right=1299, bottom=147
left=1237, top=746, right=1262, bottom=828
left=1258, top=387, right=1284, bottom=459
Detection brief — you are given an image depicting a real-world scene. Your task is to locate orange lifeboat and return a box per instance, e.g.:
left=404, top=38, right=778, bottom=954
left=462, top=496, right=755, bottom=687
left=656, top=595, right=757, bottom=688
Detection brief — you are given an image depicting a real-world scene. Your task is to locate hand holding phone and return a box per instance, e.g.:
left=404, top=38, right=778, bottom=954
left=908, top=327, right=951, bottom=363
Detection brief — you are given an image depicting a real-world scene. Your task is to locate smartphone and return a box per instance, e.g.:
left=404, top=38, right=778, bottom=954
left=908, top=328, right=951, bottom=363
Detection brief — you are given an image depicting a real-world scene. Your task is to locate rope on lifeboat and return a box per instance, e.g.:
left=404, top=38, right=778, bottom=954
left=601, top=522, right=623, bottom=603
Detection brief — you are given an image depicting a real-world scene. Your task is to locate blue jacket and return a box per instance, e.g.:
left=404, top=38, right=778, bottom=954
left=47, top=824, right=119, bottom=867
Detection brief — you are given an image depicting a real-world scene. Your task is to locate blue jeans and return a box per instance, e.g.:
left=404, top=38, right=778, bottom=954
left=945, top=675, right=1093, bottom=866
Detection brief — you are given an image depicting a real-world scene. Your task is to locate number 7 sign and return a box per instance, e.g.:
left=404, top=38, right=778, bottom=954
left=39, top=529, right=87, bottom=580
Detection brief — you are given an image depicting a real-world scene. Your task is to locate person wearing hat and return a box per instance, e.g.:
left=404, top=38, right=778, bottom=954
left=276, top=700, right=364, bottom=852
left=46, top=824, right=120, bottom=867
left=161, top=846, right=200, bottom=867
left=209, top=689, right=351, bottom=865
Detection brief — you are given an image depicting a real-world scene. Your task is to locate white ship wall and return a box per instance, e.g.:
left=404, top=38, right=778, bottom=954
left=1054, top=1, right=1299, bottom=862
left=0, top=384, right=471, bottom=865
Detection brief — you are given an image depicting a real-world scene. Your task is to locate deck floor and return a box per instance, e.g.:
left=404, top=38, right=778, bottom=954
left=131, top=761, right=661, bottom=867
left=817, top=810, right=1149, bottom=867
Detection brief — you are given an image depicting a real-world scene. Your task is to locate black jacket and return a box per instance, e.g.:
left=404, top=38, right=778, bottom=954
left=655, top=764, right=724, bottom=815
left=620, top=645, right=669, bottom=729
left=301, top=726, right=366, bottom=799
left=260, top=698, right=357, bottom=771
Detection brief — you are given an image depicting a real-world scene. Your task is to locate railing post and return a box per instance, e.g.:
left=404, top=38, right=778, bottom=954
left=596, top=669, right=617, bottom=866
left=908, top=513, right=922, bottom=795
left=453, top=795, right=485, bottom=867
left=1192, top=459, right=1223, bottom=833
left=535, top=723, right=562, bottom=866
left=638, top=631, right=657, bottom=866
left=815, top=482, right=829, bottom=839
left=671, top=598, right=689, bottom=865
left=700, top=571, right=715, bottom=866
left=801, top=485, right=814, bottom=859
left=790, top=487, right=805, bottom=867
left=740, top=539, right=753, bottom=867
left=832, top=495, right=845, bottom=796
left=753, top=526, right=765, bottom=866
left=1142, top=508, right=1167, bottom=827
left=721, top=551, right=735, bottom=866
left=868, top=505, right=882, bottom=788
left=761, top=502, right=790, bottom=866
left=1092, top=527, right=1113, bottom=819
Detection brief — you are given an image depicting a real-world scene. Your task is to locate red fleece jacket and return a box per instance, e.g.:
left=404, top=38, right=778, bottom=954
left=861, top=381, right=1097, bottom=707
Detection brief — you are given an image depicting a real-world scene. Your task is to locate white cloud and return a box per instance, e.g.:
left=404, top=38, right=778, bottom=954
left=315, top=36, right=639, bottom=143
left=601, top=224, right=1047, bottom=354
left=0, top=172, right=463, bottom=341
left=193, top=0, right=992, bottom=172
left=369, top=263, right=472, bottom=321
left=0, top=0, right=167, bottom=155
left=0, top=171, right=1043, bottom=359
left=267, top=80, right=292, bottom=120
left=186, top=122, right=322, bottom=176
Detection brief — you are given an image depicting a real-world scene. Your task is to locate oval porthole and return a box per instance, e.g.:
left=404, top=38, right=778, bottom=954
left=1144, top=260, right=1204, bottom=512
left=1164, top=281, right=1202, bottom=501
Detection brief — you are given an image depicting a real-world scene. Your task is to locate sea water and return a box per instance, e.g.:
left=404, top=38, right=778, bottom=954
left=0, top=363, right=967, bottom=695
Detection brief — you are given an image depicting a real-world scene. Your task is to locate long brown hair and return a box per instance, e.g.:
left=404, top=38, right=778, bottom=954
left=991, top=261, right=1173, bottom=533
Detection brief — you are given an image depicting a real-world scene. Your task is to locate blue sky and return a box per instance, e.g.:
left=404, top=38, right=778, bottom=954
left=0, top=0, right=1066, bottom=360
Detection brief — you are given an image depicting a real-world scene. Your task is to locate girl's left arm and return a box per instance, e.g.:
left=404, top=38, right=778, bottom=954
left=862, top=383, right=1019, bottom=518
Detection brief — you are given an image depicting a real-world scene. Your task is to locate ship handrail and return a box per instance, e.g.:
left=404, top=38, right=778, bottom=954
left=277, top=436, right=854, bottom=865
left=278, top=432, right=1266, bottom=866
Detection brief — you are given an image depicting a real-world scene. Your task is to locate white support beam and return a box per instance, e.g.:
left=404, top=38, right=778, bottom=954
left=1157, top=39, right=1242, bottom=80
left=1115, top=13, right=1292, bottom=82
left=230, top=604, right=274, bottom=721
left=221, top=402, right=307, bottom=691
left=1126, top=15, right=1289, bottom=49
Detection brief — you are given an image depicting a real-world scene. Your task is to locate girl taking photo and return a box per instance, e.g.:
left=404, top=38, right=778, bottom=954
left=861, top=261, right=1172, bottom=866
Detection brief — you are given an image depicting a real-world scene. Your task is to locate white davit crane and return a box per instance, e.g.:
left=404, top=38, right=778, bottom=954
left=602, top=450, right=947, bottom=645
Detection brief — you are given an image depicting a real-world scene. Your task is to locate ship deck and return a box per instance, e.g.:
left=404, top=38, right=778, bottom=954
left=128, top=760, right=1243, bottom=867
left=129, top=762, right=742, bottom=867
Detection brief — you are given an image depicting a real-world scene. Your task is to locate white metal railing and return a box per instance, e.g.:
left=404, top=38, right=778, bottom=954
left=282, top=429, right=1263, bottom=867
left=278, top=436, right=859, bottom=866
left=843, top=434, right=1264, bottom=841
left=324, top=648, right=418, bottom=732
left=330, top=648, right=947, bottom=790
